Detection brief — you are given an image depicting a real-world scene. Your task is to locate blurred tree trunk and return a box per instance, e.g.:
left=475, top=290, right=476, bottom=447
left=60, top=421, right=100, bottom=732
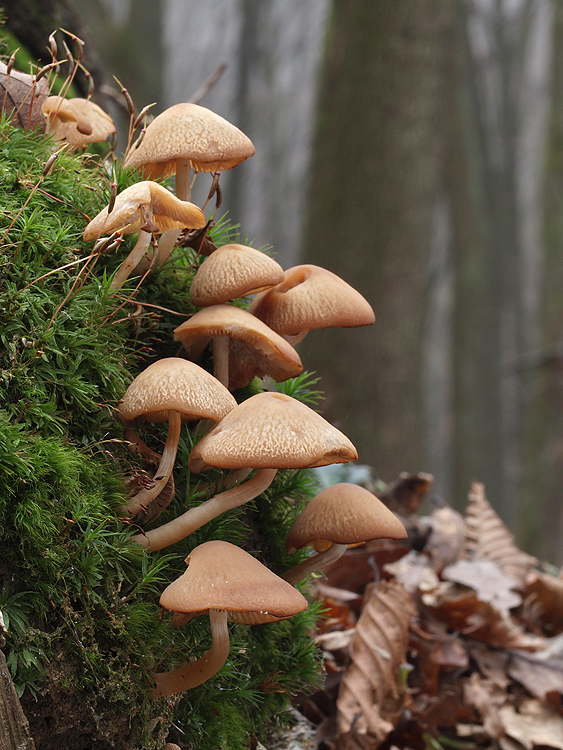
left=301, top=0, right=452, bottom=481
left=523, top=0, right=563, bottom=562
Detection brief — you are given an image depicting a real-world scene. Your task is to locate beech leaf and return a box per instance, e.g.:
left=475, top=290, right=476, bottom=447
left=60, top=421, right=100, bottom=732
left=421, top=581, right=544, bottom=651
left=336, top=580, right=415, bottom=748
left=0, top=62, right=48, bottom=131
left=442, top=558, right=522, bottom=614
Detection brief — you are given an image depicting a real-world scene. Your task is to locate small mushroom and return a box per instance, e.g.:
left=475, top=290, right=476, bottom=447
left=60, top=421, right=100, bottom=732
left=42, top=95, right=116, bottom=148
left=123, top=102, right=255, bottom=201
left=151, top=540, right=308, bottom=696
left=282, top=483, right=407, bottom=584
left=132, top=392, right=357, bottom=551
left=83, top=181, right=205, bottom=288
left=190, top=243, right=284, bottom=307
left=118, top=357, right=237, bottom=517
left=250, top=264, right=375, bottom=344
left=173, top=304, right=303, bottom=389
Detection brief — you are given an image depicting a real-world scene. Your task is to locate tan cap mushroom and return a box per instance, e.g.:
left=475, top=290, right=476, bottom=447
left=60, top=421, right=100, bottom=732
left=119, top=357, right=237, bottom=517
left=123, top=102, right=255, bottom=201
left=173, top=304, right=303, bottom=389
left=151, top=541, right=308, bottom=697
left=190, top=244, right=284, bottom=307
left=132, top=392, right=357, bottom=551
left=83, top=181, right=205, bottom=288
left=249, top=264, right=375, bottom=344
left=42, top=95, right=116, bottom=147
left=283, top=483, right=407, bottom=584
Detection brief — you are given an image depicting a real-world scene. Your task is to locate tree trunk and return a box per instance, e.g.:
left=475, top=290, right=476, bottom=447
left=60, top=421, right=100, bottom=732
left=0, top=648, right=36, bottom=750
left=301, top=0, right=452, bottom=481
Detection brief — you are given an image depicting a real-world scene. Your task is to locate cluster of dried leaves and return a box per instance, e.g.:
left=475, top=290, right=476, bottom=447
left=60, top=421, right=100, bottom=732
left=300, top=478, right=563, bottom=750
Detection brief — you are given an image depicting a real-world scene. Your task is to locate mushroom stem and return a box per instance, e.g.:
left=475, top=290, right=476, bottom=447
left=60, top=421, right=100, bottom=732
left=151, top=609, right=229, bottom=697
left=175, top=158, right=192, bottom=201
left=212, top=335, right=230, bottom=387
left=132, top=468, right=278, bottom=551
left=121, top=410, right=182, bottom=516
left=281, top=542, right=349, bottom=585
left=156, top=227, right=182, bottom=267
left=110, top=229, right=153, bottom=289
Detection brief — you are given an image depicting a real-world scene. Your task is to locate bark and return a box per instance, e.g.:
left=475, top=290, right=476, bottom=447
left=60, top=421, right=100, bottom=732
left=301, top=0, right=452, bottom=480
left=0, top=647, right=36, bottom=750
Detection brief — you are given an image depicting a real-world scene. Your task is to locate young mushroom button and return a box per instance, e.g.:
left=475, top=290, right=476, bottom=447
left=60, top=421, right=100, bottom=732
left=282, top=483, right=407, bottom=584
left=131, top=392, right=358, bottom=551
left=151, top=541, right=308, bottom=697
left=118, top=357, right=237, bottom=517
left=250, top=264, right=375, bottom=344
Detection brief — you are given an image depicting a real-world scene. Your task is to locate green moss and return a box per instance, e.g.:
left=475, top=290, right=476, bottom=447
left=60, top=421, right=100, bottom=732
left=0, top=117, right=323, bottom=749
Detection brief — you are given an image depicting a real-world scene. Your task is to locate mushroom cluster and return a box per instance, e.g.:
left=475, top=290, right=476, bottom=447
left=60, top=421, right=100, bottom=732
left=66, top=91, right=403, bottom=705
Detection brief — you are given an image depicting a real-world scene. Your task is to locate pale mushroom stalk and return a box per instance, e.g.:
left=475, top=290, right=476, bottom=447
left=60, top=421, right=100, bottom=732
left=175, top=158, right=193, bottom=201
left=110, top=229, right=152, bottom=289
left=281, top=543, right=349, bottom=585
left=151, top=609, right=229, bottom=697
left=131, top=468, right=278, bottom=551
left=212, top=335, right=230, bottom=387
left=122, top=410, right=182, bottom=516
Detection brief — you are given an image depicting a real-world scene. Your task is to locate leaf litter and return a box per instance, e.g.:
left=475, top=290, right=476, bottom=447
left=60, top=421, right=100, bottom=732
left=298, top=477, right=563, bottom=750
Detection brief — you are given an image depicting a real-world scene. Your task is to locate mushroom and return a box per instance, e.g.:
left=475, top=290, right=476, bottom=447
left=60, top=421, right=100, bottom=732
left=249, top=264, right=376, bottom=344
left=282, top=483, right=407, bottom=584
left=118, top=357, right=237, bottom=517
left=173, top=304, right=303, bottom=389
left=123, top=102, right=255, bottom=201
left=190, top=243, right=284, bottom=307
left=151, top=540, right=308, bottom=697
left=83, top=181, right=205, bottom=288
left=131, top=392, right=358, bottom=551
left=42, top=95, right=116, bottom=148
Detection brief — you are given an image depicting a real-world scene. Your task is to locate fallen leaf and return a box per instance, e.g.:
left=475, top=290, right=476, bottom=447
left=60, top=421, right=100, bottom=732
left=524, top=571, right=563, bottom=635
left=0, top=62, right=48, bottom=131
left=443, top=558, right=522, bottom=614
left=464, top=482, right=537, bottom=586
left=498, top=699, right=563, bottom=749
left=421, top=581, right=544, bottom=650
left=424, top=506, right=466, bottom=572
left=378, top=472, right=434, bottom=516
left=463, top=672, right=506, bottom=739
left=336, top=581, right=415, bottom=748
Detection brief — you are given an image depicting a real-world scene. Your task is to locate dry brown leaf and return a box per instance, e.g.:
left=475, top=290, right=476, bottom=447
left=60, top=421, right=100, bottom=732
left=443, top=559, right=522, bottom=614
left=336, top=580, right=415, bottom=748
left=378, top=472, right=434, bottom=516
left=463, top=672, right=506, bottom=739
left=424, top=506, right=466, bottom=572
left=0, top=62, right=48, bottom=131
left=498, top=699, right=563, bottom=749
left=508, top=635, right=563, bottom=700
left=464, top=482, right=537, bottom=585
left=421, top=581, right=544, bottom=650
left=524, top=571, right=563, bottom=635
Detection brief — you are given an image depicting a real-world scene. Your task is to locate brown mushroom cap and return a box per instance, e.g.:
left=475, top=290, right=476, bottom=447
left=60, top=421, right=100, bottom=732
left=83, top=181, right=205, bottom=241
left=173, top=305, right=303, bottom=388
left=123, top=102, right=255, bottom=178
left=286, top=482, right=408, bottom=554
left=160, top=540, right=308, bottom=625
left=190, top=244, right=284, bottom=307
left=249, top=264, right=375, bottom=338
left=42, top=95, right=116, bottom=147
left=118, top=357, right=237, bottom=424
left=188, top=391, right=358, bottom=472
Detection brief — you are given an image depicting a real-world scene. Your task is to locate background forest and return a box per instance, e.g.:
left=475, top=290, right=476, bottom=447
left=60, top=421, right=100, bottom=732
left=4, top=1, right=563, bottom=561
